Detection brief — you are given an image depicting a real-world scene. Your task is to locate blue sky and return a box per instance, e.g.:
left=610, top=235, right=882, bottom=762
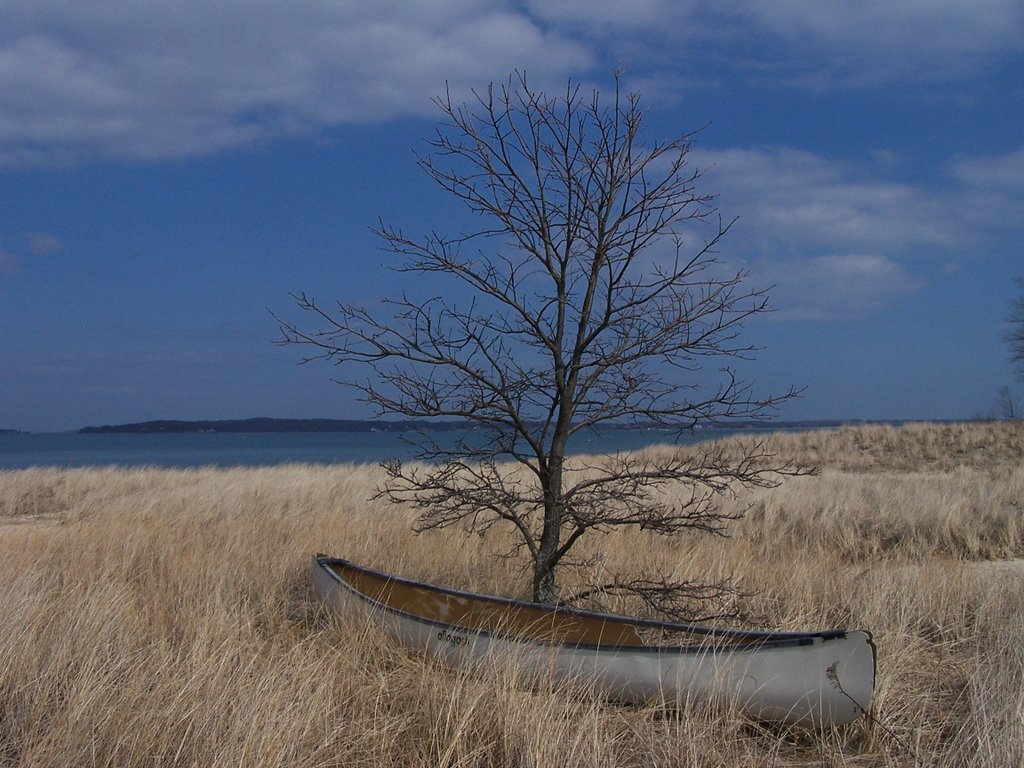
left=2, top=1, right=1022, bottom=432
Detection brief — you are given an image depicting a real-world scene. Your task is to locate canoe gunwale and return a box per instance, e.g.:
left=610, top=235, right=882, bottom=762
left=313, top=555, right=866, bottom=654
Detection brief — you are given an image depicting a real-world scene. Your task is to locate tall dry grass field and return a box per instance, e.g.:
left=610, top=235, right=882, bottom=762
left=1, top=421, right=1021, bottom=766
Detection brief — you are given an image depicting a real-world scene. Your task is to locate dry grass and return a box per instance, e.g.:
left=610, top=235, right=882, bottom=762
left=0, top=421, right=1022, bottom=766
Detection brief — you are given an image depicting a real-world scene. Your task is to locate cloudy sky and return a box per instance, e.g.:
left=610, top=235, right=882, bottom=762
left=2, top=0, right=1022, bottom=431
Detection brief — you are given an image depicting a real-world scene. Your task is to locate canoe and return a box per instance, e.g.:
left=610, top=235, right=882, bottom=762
left=312, top=555, right=875, bottom=726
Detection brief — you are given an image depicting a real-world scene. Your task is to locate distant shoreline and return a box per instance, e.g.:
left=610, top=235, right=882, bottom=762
left=71, top=416, right=941, bottom=435
left=0, top=417, right=978, bottom=436
left=77, top=417, right=471, bottom=435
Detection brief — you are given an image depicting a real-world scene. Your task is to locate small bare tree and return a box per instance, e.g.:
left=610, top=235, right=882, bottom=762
left=279, top=73, right=801, bottom=614
left=1007, top=277, right=1024, bottom=383
left=994, top=386, right=1020, bottom=421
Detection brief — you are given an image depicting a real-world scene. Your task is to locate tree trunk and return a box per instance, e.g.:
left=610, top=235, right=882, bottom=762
left=533, top=562, right=557, bottom=605
left=533, top=451, right=565, bottom=604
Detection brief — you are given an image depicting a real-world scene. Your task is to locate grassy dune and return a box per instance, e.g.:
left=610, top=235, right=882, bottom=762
left=1, top=421, right=1022, bottom=766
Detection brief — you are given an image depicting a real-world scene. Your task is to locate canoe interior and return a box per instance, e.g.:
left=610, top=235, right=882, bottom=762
left=317, top=556, right=850, bottom=651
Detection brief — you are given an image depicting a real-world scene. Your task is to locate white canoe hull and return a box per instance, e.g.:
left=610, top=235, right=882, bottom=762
left=313, top=556, right=875, bottom=726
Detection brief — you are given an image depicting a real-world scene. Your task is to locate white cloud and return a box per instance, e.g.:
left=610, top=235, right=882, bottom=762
left=944, top=148, right=1024, bottom=237
left=0, top=230, right=64, bottom=279
left=528, top=0, right=1023, bottom=86
left=677, top=143, right=1024, bottom=318
left=2, top=1, right=1020, bottom=166
left=951, top=147, right=1024, bottom=193
left=24, top=232, right=63, bottom=256
left=693, top=147, right=960, bottom=255
left=759, top=253, right=924, bottom=319
left=0, top=1, right=592, bottom=166
left=525, top=0, right=681, bottom=30
left=733, top=0, right=1022, bottom=80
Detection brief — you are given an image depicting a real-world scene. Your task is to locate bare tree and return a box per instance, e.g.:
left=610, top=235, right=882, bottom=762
left=994, top=386, right=1020, bottom=421
left=1007, top=277, right=1024, bottom=383
left=279, top=72, right=802, bottom=612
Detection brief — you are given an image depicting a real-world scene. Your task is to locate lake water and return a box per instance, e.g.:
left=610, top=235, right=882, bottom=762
left=0, top=428, right=741, bottom=470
